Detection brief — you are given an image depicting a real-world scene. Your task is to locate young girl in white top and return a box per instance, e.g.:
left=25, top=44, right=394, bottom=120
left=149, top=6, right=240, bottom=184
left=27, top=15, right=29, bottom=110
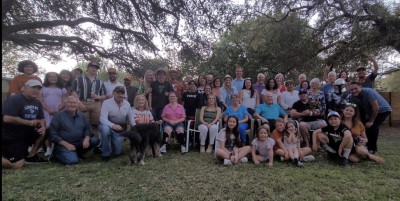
left=251, top=127, right=275, bottom=166
left=284, top=120, right=304, bottom=167
left=239, top=78, right=259, bottom=117
left=215, top=115, right=251, bottom=165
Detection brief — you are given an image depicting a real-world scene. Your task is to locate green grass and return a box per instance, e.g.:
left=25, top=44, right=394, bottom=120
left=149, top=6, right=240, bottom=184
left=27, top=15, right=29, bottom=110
left=2, top=127, right=400, bottom=201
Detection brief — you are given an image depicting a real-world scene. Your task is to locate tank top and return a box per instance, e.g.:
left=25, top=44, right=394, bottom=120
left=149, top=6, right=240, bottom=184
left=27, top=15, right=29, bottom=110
left=203, top=109, right=217, bottom=123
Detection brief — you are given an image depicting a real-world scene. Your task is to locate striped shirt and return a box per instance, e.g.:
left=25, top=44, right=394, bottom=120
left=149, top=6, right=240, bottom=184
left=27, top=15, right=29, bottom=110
left=71, top=75, right=105, bottom=101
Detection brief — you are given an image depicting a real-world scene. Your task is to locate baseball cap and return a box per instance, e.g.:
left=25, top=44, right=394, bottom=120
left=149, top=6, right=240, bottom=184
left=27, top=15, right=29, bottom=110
left=327, top=111, right=340, bottom=119
left=113, top=86, right=125, bottom=93
left=108, top=68, right=117, bottom=74
left=25, top=79, right=43, bottom=88
left=87, top=61, right=100, bottom=69
left=356, top=66, right=366, bottom=71
left=124, top=76, right=132, bottom=81
left=299, top=88, right=308, bottom=94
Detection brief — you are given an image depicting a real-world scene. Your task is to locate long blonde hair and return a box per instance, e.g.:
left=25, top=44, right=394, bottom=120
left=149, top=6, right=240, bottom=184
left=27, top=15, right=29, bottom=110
left=133, top=94, right=150, bottom=110
left=144, top=70, right=154, bottom=89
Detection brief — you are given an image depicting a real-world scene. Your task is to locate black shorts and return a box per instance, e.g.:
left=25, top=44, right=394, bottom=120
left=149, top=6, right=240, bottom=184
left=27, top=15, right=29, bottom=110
left=328, top=140, right=353, bottom=155
left=2, top=131, right=40, bottom=163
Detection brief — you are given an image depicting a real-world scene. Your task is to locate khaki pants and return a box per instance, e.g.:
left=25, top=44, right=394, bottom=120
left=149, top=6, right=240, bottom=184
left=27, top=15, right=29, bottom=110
left=80, top=101, right=101, bottom=137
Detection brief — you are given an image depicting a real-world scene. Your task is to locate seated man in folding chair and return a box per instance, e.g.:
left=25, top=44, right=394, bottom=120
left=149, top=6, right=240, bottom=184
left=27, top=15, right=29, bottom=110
left=161, top=92, right=187, bottom=153
left=255, top=91, right=288, bottom=133
left=290, top=89, right=326, bottom=148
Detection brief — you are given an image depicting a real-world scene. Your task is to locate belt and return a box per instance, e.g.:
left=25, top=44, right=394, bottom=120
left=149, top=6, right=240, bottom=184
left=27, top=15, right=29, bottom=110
left=81, top=99, right=99, bottom=102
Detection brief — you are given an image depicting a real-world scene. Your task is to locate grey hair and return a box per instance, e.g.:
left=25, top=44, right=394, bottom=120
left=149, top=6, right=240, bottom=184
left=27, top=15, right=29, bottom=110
left=275, top=73, right=284, bottom=80
left=65, top=96, right=80, bottom=104
left=328, top=71, right=336, bottom=77
left=310, top=78, right=320, bottom=85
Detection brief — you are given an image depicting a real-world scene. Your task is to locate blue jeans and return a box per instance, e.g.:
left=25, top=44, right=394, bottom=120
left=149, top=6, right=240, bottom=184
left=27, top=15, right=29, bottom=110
left=54, top=137, right=100, bottom=165
left=238, top=123, right=249, bottom=143
left=99, top=124, right=124, bottom=157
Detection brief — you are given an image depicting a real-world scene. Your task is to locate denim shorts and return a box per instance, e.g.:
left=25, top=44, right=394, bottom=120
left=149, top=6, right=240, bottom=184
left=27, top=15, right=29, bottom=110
left=164, top=122, right=185, bottom=131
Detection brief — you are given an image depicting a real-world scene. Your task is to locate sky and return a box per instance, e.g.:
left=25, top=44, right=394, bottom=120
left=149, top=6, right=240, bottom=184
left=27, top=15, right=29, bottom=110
left=35, top=0, right=399, bottom=75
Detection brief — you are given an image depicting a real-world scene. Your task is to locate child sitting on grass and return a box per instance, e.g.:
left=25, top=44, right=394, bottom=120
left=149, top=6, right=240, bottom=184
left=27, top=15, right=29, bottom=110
left=272, top=118, right=289, bottom=161
left=215, top=115, right=251, bottom=165
left=284, top=120, right=304, bottom=167
left=251, top=127, right=275, bottom=167
left=312, top=111, right=353, bottom=166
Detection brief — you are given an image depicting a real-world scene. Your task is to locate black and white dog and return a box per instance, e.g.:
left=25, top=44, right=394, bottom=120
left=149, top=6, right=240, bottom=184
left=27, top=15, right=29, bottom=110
left=120, top=123, right=162, bottom=165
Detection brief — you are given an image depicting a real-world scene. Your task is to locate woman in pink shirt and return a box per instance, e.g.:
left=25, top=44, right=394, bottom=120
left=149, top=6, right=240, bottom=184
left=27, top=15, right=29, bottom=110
left=161, top=92, right=186, bottom=153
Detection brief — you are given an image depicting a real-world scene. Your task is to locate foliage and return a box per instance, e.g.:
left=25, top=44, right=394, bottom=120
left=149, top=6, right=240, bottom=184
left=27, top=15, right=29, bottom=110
left=376, top=70, right=400, bottom=92
left=2, top=0, right=241, bottom=72
left=197, top=13, right=323, bottom=81
left=2, top=129, right=400, bottom=200
left=243, top=0, right=400, bottom=74
left=1, top=42, right=46, bottom=78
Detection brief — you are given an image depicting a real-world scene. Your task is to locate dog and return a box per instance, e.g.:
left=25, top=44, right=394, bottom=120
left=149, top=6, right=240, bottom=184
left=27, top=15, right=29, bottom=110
left=120, top=123, right=162, bottom=165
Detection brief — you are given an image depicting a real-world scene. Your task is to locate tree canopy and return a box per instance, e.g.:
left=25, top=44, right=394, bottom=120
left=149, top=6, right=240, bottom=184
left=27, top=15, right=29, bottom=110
left=2, top=0, right=399, bottom=78
left=2, top=0, right=240, bottom=72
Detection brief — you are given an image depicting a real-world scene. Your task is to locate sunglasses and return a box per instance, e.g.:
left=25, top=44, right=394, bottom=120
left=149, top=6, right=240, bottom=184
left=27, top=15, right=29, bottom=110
left=346, top=103, right=357, bottom=108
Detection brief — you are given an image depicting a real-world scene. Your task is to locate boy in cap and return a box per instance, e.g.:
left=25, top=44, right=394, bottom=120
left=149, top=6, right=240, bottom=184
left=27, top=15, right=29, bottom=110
left=71, top=61, right=106, bottom=140
left=2, top=80, right=48, bottom=168
left=312, top=111, right=353, bottom=166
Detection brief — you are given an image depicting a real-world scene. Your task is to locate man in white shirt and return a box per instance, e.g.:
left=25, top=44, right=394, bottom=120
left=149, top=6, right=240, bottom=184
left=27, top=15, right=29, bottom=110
left=103, top=68, right=128, bottom=99
left=99, top=86, right=131, bottom=162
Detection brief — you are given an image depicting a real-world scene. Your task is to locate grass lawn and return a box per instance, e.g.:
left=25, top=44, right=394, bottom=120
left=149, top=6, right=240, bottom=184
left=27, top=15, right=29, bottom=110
left=2, top=126, right=400, bottom=200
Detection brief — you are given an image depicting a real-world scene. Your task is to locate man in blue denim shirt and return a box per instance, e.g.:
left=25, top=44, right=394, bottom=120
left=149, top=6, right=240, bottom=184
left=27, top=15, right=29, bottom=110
left=50, top=96, right=100, bottom=165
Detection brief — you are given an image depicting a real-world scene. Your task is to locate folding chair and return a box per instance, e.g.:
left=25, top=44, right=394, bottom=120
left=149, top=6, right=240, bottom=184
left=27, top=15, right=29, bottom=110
left=185, top=109, right=201, bottom=152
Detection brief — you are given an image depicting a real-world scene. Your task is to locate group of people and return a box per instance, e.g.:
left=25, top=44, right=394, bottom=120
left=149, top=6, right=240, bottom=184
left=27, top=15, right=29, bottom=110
left=2, top=55, right=392, bottom=169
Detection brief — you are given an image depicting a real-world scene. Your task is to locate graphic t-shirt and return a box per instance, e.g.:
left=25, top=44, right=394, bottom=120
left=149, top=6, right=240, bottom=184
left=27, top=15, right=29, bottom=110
left=321, top=123, right=348, bottom=145
left=150, top=81, right=173, bottom=109
left=2, top=94, right=44, bottom=140
left=182, top=91, right=200, bottom=116
left=129, top=109, right=154, bottom=126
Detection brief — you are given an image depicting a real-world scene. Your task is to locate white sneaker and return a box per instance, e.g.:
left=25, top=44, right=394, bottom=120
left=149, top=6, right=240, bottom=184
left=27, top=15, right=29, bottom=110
left=160, top=144, right=167, bottom=153
left=28, top=146, right=32, bottom=153
left=303, top=155, right=315, bottom=162
left=297, top=161, right=304, bottom=167
left=181, top=145, right=186, bottom=153
left=280, top=156, right=285, bottom=162
left=223, top=159, right=232, bottom=166
left=239, top=157, right=248, bottom=163
left=38, top=147, right=44, bottom=153
left=44, top=147, right=53, bottom=157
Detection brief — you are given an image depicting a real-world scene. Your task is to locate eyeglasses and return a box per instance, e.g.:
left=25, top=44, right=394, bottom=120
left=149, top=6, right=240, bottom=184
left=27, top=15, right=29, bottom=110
left=346, top=103, right=357, bottom=108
